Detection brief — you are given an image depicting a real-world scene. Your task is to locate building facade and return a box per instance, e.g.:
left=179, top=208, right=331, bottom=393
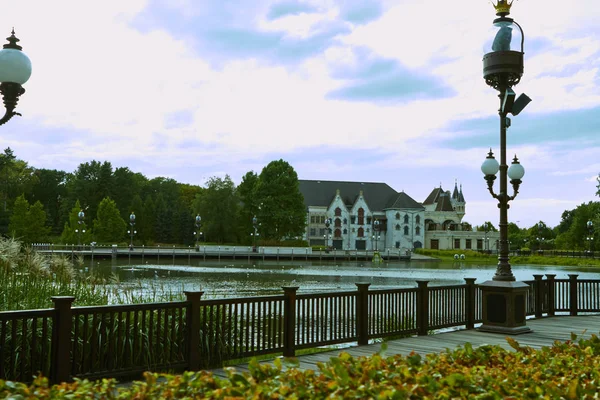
left=299, top=180, right=499, bottom=252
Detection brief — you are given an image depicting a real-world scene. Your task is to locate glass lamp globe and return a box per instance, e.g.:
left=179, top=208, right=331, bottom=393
left=481, top=150, right=500, bottom=176
left=0, top=31, right=32, bottom=85
left=508, top=156, right=525, bottom=180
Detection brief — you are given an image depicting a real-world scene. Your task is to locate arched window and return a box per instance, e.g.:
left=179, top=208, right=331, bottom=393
left=416, top=215, right=421, bottom=224
left=416, top=226, right=421, bottom=235
left=404, top=214, right=409, bottom=224
left=395, top=224, right=400, bottom=231
left=335, top=218, right=342, bottom=227
left=335, top=207, right=342, bottom=217
left=343, top=218, right=347, bottom=225
left=358, top=208, right=364, bottom=225
left=404, top=226, right=409, bottom=235
left=334, top=229, right=342, bottom=238
left=395, top=212, right=400, bottom=220
left=343, top=228, right=347, bottom=234
left=358, top=227, right=364, bottom=237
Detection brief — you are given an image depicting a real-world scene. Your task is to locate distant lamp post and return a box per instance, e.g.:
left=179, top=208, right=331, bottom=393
left=127, top=212, right=136, bottom=250
left=76, top=210, right=85, bottom=249
left=251, top=215, right=259, bottom=252
left=324, top=218, right=331, bottom=249
left=479, top=0, right=531, bottom=335
left=586, top=220, right=594, bottom=254
left=0, top=29, right=32, bottom=126
left=373, top=219, right=381, bottom=252
left=194, top=214, right=202, bottom=250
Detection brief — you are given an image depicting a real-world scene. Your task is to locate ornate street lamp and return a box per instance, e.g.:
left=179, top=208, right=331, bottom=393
left=479, top=0, right=531, bottom=334
left=76, top=210, right=85, bottom=249
left=252, top=215, right=258, bottom=252
left=127, top=212, right=136, bottom=250
left=194, top=214, right=202, bottom=250
left=373, top=219, right=381, bottom=252
left=0, top=29, right=32, bottom=125
left=324, top=217, right=331, bottom=249
left=587, top=220, right=594, bottom=255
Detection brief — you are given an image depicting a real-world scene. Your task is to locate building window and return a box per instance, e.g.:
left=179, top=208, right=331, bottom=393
left=310, top=228, right=316, bottom=236
left=320, top=216, right=325, bottom=224
left=358, top=208, right=364, bottom=225
left=335, top=218, right=342, bottom=227
left=404, top=226, right=409, bottom=235
left=351, top=215, right=356, bottom=224
left=352, top=228, right=355, bottom=233
left=395, top=241, right=400, bottom=248
left=343, top=218, right=347, bottom=225
left=366, top=216, right=372, bottom=224
left=343, top=228, right=347, bottom=234
left=416, top=226, right=421, bottom=235
left=395, top=224, right=400, bottom=231
left=310, top=216, right=316, bottom=223
left=358, top=227, right=364, bottom=237
left=366, top=228, right=370, bottom=233
left=416, top=215, right=420, bottom=224
left=477, top=239, right=483, bottom=250
left=395, top=212, right=400, bottom=220
left=454, top=238, right=460, bottom=249
left=466, top=239, right=472, bottom=249
left=404, top=214, right=409, bottom=224
left=335, top=207, right=342, bottom=217
left=319, top=228, right=325, bottom=236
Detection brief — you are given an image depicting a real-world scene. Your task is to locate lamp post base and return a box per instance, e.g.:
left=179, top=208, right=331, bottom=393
left=478, top=280, right=531, bottom=335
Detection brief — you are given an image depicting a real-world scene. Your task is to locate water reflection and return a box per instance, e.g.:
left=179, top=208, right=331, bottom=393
left=87, top=258, right=600, bottom=299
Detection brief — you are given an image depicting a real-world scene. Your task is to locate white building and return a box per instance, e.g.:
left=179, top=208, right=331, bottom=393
left=299, top=180, right=499, bottom=252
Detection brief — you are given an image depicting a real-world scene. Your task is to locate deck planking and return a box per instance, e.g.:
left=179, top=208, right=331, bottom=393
left=210, top=315, right=600, bottom=378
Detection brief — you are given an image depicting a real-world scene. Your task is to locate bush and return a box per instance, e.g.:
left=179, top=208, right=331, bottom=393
left=4, top=334, right=600, bottom=398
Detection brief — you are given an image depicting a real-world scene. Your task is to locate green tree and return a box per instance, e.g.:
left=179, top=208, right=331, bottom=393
left=112, top=167, right=147, bottom=219
left=8, top=194, right=51, bottom=243
left=237, top=171, right=259, bottom=243
left=60, top=200, right=92, bottom=245
left=254, top=160, right=306, bottom=241
left=93, top=197, right=126, bottom=243
left=476, top=222, right=498, bottom=232
left=193, top=175, right=239, bottom=243
left=66, top=161, right=115, bottom=222
left=141, top=195, right=156, bottom=244
left=29, top=168, right=68, bottom=235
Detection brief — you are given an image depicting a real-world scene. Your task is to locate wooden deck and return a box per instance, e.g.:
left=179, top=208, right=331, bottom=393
left=210, top=315, right=600, bottom=378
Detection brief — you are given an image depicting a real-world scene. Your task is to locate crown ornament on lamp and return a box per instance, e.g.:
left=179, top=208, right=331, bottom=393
left=491, top=0, right=514, bottom=16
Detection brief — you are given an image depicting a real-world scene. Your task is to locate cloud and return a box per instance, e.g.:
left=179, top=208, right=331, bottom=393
left=267, top=1, right=318, bottom=20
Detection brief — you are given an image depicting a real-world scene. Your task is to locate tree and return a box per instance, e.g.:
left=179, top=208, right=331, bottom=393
left=237, top=171, right=259, bottom=243
left=141, top=195, right=156, bottom=244
left=193, top=176, right=239, bottom=243
left=8, top=195, right=51, bottom=243
left=476, top=222, right=498, bottom=232
left=29, top=168, right=68, bottom=235
left=66, top=161, right=115, bottom=221
left=112, top=167, right=147, bottom=219
left=93, top=197, right=126, bottom=243
left=60, top=200, right=92, bottom=245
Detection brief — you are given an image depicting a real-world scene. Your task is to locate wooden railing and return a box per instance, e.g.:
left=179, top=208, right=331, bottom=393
left=2, top=275, right=600, bottom=383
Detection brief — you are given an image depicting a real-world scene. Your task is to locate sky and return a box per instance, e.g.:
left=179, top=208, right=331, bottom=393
left=0, top=0, right=598, bottom=229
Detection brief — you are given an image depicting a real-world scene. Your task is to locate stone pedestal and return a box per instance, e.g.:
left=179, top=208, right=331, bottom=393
left=478, top=280, right=531, bottom=335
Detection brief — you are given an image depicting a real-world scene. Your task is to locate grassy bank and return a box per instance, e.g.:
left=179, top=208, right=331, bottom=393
left=415, top=248, right=600, bottom=268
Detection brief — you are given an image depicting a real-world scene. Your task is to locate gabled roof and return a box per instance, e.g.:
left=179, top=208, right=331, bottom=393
left=423, top=187, right=444, bottom=205
left=435, top=192, right=455, bottom=212
left=298, top=180, right=399, bottom=211
left=385, top=191, right=424, bottom=210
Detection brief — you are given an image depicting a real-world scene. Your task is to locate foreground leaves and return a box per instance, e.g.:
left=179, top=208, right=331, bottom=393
left=2, top=333, right=600, bottom=399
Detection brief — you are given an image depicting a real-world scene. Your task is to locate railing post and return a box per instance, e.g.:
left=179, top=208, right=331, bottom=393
left=545, top=274, right=556, bottom=317
left=185, top=291, right=204, bottom=371
left=416, top=280, right=429, bottom=336
left=464, top=278, right=476, bottom=330
left=282, top=286, right=299, bottom=357
left=533, top=274, right=543, bottom=318
left=355, top=283, right=371, bottom=345
left=569, top=274, right=579, bottom=316
left=50, top=296, right=75, bottom=384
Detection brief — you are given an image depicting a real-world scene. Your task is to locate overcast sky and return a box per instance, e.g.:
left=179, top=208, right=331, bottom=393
left=1, top=0, right=598, bottom=229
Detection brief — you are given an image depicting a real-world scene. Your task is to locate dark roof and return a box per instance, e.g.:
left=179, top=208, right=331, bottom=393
left=385, top=191, right=424, bottom=210
left=452, top=182, right=459, bottom=200
left=435, top=192, right=455, bottom=212
left=459, top=185, right=465, bottom=202
left=299, top=180, right=402, bottom=211
left=423, top=187, right=443, bottom=205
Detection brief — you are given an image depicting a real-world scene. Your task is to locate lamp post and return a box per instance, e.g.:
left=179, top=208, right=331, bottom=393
left=0, top=30, right=32, bottom=125
left=76, top=210, right=85, bottom=249
left=587, top=220, right=594, bottom=255
left=252, top=215, right=258, bottom=252
left=127, top=212, right=136, bottom=250
left=479, top=0, right=531, bottom=334
left=324, top=218, right=331, bottom=249
left=484, top=222, right=489, bottom=253
left=373, top=219, right=381, bottom=252
left=194, top=214, right=202, bottom=250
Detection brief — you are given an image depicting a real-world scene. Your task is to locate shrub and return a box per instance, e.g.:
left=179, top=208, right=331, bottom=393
left=3, top=334, right=600, bottom=398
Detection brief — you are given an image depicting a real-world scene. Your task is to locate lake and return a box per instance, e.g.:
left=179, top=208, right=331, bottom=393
left=87, top=257, right=600, bottom=300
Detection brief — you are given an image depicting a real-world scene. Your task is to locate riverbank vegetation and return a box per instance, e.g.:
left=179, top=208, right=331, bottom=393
left=3, top=334, right=600, bottom=398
